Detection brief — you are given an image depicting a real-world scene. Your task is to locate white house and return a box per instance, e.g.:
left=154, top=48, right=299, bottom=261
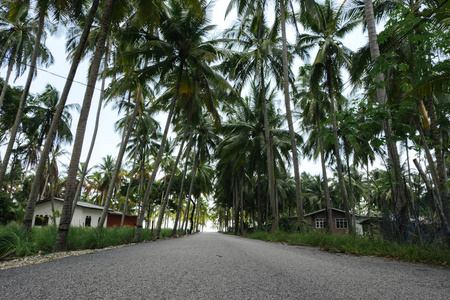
left=33, top=197, right=110, bottom=227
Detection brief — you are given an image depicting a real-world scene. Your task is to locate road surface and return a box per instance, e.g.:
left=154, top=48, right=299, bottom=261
left=1, top=232, right=449, bottom=299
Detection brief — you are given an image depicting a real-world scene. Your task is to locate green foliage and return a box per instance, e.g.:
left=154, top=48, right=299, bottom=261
left=0, top=192, right=16, bottom=225
left=245, top=231, right=450, bottom=266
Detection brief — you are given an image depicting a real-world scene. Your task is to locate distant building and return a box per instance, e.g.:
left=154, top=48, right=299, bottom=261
left=33, top=198, right=137, bottom=228
left=290, top=208, right=369, bottom=234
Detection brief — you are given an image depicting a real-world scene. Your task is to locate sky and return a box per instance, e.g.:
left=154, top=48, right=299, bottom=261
left=0, top=0, right=377, bottom=178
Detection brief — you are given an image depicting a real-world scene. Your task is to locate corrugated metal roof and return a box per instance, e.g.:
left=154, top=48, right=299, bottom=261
left=39, top=197, right=114, bottom=212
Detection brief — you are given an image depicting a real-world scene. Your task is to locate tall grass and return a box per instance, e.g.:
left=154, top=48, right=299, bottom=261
left=0, top=223, right=174, bottom=259
left=245, top=231, right=450, bottom=267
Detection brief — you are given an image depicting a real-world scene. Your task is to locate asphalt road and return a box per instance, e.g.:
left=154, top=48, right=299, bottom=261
left=1, top=232, right=449, bottom=299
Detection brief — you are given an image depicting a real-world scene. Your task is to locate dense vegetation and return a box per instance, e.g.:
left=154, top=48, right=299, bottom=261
left=0, top=0, right=449, bottom=254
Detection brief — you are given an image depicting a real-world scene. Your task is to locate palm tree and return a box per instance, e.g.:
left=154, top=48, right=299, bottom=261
left=219, top=11, right=291, bottom=232
left=0, top=0, right=53, bottom=110
left=25, top=84, right=79, bottom=150
left=279, top=0, right=305, bottom=232
left=133, top=0, right=231, bottom=242
left=22, top=0, right=100, bottom=232
left=94, top=155, right=116, bottom=206
left=0, top=0, right=58, bottom=191
left=298, top=0, right=360, bottom=234
left=296, top=64, right=333, bottom=233
left=54, top=0, right=116, bottom=251
left=359, top=0, right=412, bottom=240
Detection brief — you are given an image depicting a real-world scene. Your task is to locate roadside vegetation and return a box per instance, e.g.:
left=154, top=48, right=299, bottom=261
left=0, top=0, right=449, bottom=256
left=243, top=231, right=450, bottom=267
left=0, top=223, right=173, bottom=260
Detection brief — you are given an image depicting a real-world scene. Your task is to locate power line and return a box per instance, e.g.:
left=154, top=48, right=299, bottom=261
left=1, top=55, right=103, bottom=92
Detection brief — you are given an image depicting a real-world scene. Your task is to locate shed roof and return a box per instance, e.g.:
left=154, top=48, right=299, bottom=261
left=37, top=197, right=114, bottom=212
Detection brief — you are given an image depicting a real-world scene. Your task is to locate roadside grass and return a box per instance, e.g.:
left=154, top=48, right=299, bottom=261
left=245, top=231, right=450, bottom=267
left=0, top=222, right=173, bottom=259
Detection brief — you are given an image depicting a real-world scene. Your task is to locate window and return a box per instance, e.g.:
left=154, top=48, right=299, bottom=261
left=315, top=218, right=326, bottom=229
left=335, top=218, right=348, bottom=229
left=34, top=215, right=43, bottom=226
left=42, top=215, right=49, bottom=226
left=85, top=216, right=92, bottom=227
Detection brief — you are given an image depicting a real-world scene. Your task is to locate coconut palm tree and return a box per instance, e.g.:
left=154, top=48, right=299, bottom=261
left=220, top=12, right=288, bottom=232
left=54, top=0, right=117, bottom=251
left=22, top=0, right=100, bottom=232
left=133, top=0, right=231, bottom=242
left=0, top=0, right=53, bottom=110
left=296, top=64, right=333, bottom=233
left=297, top=0, right=360, bottom=234
left=0, top=0, right=58, bottom=192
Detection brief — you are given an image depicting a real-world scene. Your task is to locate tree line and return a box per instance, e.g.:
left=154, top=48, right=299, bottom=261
left=0, top=0, right=449, bottom=251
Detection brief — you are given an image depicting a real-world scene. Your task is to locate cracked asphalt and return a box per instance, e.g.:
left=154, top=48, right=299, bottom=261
left=1, top=232, right=449, bottom=299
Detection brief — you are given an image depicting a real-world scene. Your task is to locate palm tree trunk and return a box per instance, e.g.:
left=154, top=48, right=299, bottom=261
left=98, top=87, right=142, bottom=228
left=317, top=114, right=332, bottom=234
left=182, top=149, right=199, bottom=234
left=234, top=178, right=239, bottom=235
left=414, top=117, right=449, bottom=234
left=133, top=64, right=184, bottom=243
left=239, top=174, right=244, bottom=235
left=256, top=158, right=263, bottom=230
left=0, top=53, right=15, bottom=110
left=0, top=7, right=45, bottom=195
left=413, top=159, right=450, bottom=240
left=71, top=42, right=109, bottom=221
left=189, top=199, right=196, bottom=234
left=48, top=155, right=56, bottom=225
left=21, top=0, right=99, bottom=232
left=53, top=0, right=113, bottom=252
left=279, top=0, right=303, bottom=232
left=326, top=63, right=354, bottom=235
left=172, top=132, right=193, bottom=236
left=121, top=131, right=140, bottom=228
left=346, top=154, right=356, bottom=231
left=363, top=0, right=409, bottom=240
left=155, top=122, right=189, bottom=238
left=424, top=95, right=449, bottom=222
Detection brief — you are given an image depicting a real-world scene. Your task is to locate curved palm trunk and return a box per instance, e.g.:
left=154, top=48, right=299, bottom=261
left=72, top=42, right=109, bottom=218
left=189, top=199, right=196, bottom=233
left=0, top=7, right=45, bottom=195
left=172, top=133, right=193, bottom=236
left=98, top=87, right=142, bottom=228
left=346, top=154, right=357, bottom=231
left=0, top=53, right=15, bottom=110
left=326, top=63, right=354, bottom=235
left=121, top=132, right=140, bottom=228
left=413, top=159, right=450, bottom=239
left=317, top=114, right=332, bottom=234
left=182, top=149, right=199, bottom=234
left=21, top=0, right=100, bottom=232
left=155, top=122, right=189, bottom=238
left=363, top=0, right=409, bottom=241
left=279, top=0, right=303, bottom=232
left=53, top=0, right=113, bottom=252
left=133, top=64, right=184, bottom=243
left=414, top=117, right=449, bottom=236
left=239, top=174, right=244, bottom=235
left=424, top=95, right=449, bottom=223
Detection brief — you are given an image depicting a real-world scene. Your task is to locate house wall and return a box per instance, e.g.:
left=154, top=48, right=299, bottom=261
left=307, top=210, right=349, bottom=235
left=106, top=214, right=137, bottom=228
left=33, top=201, right=106, bottom=227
